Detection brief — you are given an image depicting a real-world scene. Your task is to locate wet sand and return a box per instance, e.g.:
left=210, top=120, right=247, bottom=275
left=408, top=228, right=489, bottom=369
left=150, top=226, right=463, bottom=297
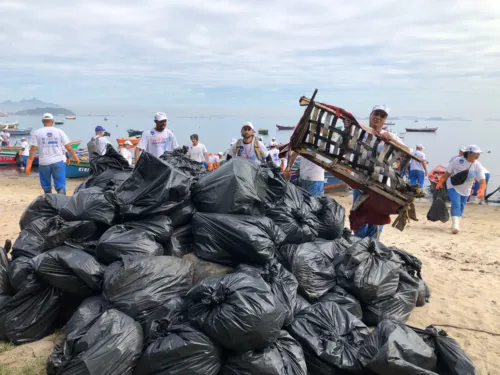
left=0, top=175, right=499, bottom=374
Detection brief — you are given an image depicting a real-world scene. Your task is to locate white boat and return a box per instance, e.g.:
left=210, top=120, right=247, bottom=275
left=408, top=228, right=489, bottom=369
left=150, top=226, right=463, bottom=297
left=0, top=122, right=19, bottom=131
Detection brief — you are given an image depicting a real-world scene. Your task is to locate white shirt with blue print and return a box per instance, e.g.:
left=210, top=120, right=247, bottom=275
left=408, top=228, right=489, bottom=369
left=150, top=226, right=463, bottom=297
left=446, top=157, right=486, bottom=196
left=228, top=139, right=270, bottom=164
left=137, top=128, right=178, bottom=158
left=31, top=127, right=70, bottom=165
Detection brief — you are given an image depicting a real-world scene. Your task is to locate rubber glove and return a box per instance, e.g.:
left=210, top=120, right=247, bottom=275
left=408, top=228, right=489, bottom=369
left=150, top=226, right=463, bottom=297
left=66, top=159, right=71, bottom=165
left=26, top=159, right=33, bottom=176
left=477, top=183, right=487, bottom=199
left=74, top=156, right=81, bottom=165
left=435, top=176, right=446, bottom=190
left=207, top=162, right=214, bottom=172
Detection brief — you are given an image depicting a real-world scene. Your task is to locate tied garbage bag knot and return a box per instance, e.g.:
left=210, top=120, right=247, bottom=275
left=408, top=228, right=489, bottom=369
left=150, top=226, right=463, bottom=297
left=202, top=287, right=230, bottom=306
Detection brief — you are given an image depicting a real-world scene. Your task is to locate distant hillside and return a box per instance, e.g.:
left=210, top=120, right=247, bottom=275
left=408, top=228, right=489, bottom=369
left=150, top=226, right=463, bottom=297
left=0, top=98, right=60, bottom=113
left=14, top=107, right=76, bottom=116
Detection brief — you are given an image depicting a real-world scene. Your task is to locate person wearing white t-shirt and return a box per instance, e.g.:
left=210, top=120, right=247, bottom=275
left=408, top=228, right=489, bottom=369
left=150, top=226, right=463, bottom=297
left=119, top=140, right=134, bottom=165
left=27, top=113, right=80, bottom=194
left=0, top=130, right=10, bottom=146
left=268, top=144, right=281, bottom=168
left=17, top=137, right=30, bottom=170
left=226, top=122, right=271, bottom=165
left=436, top=144, right=486, bottom=233
left=91, top=125, right=112, bottom=155
left=409, top=144, right=428, bottom=188
left=187, top=134, right=210, bottom=167
left=286, top=151, right=325, bottom=196
left=270, top=137, right=278, bottom=147
left=135, top=112, right=179, bottom=161
left=449, top=146, right=466, bottom=163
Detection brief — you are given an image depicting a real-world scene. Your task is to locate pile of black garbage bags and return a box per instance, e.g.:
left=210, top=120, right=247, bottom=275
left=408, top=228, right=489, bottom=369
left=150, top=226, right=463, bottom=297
left=0, top=147, right=477, bottom=374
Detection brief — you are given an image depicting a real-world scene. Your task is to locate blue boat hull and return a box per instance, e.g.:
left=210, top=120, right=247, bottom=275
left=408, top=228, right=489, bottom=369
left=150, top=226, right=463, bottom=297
left=66, top=164, right=90, bottom=178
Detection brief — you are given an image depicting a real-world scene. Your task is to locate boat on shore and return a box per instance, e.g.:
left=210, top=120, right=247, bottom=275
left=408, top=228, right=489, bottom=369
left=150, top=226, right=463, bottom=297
left=55, top=121, right=64, bottom=125
left=0, top=152, right=39, bottom=166
left=117, top=136, right=141, bottom=146
left=0, top=140, right=81, bottom=154
left=8, top=128, right=32, bottom=136
left=127, top=129, right=144, bottom=137
left=0, top=122, right=19, bottom=131
left=258, top=128, right=269, bottom=135
left=104, top=117, right=108, bottom=121
left=405, top=127, right=438, bottom=133
left=66, top=116, right=76, bottom=120
left=66, top=160, right=90, bottom=178
left=276, top=124, right=295, bottom=131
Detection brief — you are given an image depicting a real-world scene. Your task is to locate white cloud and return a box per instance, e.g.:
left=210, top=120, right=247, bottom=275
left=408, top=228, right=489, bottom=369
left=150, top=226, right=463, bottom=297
left=1, top=0, right=500, bottom=115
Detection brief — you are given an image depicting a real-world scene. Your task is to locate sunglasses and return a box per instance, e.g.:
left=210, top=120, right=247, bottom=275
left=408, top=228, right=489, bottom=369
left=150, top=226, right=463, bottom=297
left=242, top=127, right=252, bottom=131
left=372, top=110, right=388, bottom=118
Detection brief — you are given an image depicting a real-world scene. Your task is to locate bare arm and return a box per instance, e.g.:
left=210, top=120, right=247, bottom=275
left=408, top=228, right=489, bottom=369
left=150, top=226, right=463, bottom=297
left=64, top=144, right=78, bottom=160
left=28, top=145, right=37, bottom=161
left=204, top=151, right=209, bottom=164
left=423, top=160, right=428, bottom=175
left=135, top=147, right=141, bottom=162
left=441, top=171, right=451, bottom=182
left=286, top=151, right=299, bottom=171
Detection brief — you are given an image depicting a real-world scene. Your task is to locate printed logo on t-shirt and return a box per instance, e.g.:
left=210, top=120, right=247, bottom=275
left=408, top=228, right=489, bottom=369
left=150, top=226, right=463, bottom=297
left=239, top=144, right=257, bottom=161
left=459, top=159, right=464, bottom=164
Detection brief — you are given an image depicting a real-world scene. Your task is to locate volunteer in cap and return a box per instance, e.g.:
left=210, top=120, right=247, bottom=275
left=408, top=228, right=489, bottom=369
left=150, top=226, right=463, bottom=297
left=27, top=113, right=80, bottom=194
left=409, top=144, right=428, bottom=188
left=449, top=146, right=466, bottom=163
left=226, top=122, right=272, bottom=164
left=436, top=144, right=486, bottom=234
left=17, top=136, right=30, bottom=171
left=91, top=125, right=111, bottom=155
left=270, top=137, right=278, bottom=147
left=208, top=152, right=223, bottom=169
left=135, top=112, right=178, bottom=161
left=268, top=143, right=281, bottom=168
left=119, top=140, right=134, bottom=165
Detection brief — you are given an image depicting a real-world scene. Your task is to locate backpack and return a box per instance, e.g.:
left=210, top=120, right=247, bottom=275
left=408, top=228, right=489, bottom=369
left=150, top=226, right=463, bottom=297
left=235, top=138, right=262, bottom=160
left=87, top=136, right=100, bottom=158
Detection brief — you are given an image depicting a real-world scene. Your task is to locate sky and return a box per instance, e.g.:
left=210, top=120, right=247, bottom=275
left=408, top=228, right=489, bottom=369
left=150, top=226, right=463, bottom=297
left=1, top=0, right=500, bottom=117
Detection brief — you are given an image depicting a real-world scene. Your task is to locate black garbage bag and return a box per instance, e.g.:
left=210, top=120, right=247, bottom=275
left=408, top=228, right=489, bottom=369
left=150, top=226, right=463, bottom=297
left=187, top=272, right=285, bottom=351
left=427, top=189, right=450, bottom=223
left=134, top=320, right=221, bottom=375
left=64, top=296, right=108, bottom=337
left=316, top=196, right=345, bottom=240
left=0, top=246, right=11, bottom=296
left=236, top=260, right=299, bottom=326
left=89, top=143, right=133, bottom=176
left=192, top=158, right=267, bottom=215
left=337, top=237, right=402, bottom=304
left=111, top=152, right=193, bottom=219
left=266, top=206, right=319, bottom=244
left=183, top=253, right=233, bottom=284
left=160, top=149, right=208, bottom=181
left=74, top=169, right=132, bottom=193
left=103, top=256, right=193, bottom=325
left=261, top=163, right=288, bottom=208
left=412, top=325, right=478, bottom=375
left=8, top=256, right=33, bottom=292
left=278, top=239, right=349, bottom=301
left=168, top=199, right=197, bottom=227
left=164, top=224, right=193, bottom=258
left=124, top=215, right=173, bottom=244
left=0, top=274, right=61, bottom=344
left=359, top=319, right=437, bottom=375
left=12, top=217, right=51, bottom=259
left=47, top=309, right=143, bottom=375
left=362, top=271, right=419, bottom=326
left=142, top=296, right=187, bottom=341
left=295, top=295, right=311, bottom=313
left=192, top=212, right=285, bottom=266
left=96, top=225, right=164, bottom=265
left=62, top=240, right=99, bottom=257
left=59, top=187, right=117, bottom=226
left=45, top=217, right=105, bottom=252
left=222, top=331, right=307, bottom=375
left=287, top=301, right=370, bottom=374
left=19, top=194, right=71, bottom=230
left=319, top=285, right=363, bottom=319
left=31, top=247, right=105, bottom=295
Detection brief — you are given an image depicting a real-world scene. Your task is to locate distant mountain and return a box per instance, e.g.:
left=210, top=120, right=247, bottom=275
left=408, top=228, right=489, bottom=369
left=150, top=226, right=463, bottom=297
left=485, top=118, right=500, bottom=121
left=424, top=116, right=469, bottom=121
left=0, top=98, right=61, bottom=113
left=14, top=107, right=76, bottom=116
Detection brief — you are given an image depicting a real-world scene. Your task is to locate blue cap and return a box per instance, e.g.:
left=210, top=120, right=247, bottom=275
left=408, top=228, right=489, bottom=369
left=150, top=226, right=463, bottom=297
left=95, top=126, right=106, bottom=132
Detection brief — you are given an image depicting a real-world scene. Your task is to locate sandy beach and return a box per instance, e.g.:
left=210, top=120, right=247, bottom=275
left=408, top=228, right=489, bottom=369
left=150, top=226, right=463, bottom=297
left=0, top=174, right=499, bottom=374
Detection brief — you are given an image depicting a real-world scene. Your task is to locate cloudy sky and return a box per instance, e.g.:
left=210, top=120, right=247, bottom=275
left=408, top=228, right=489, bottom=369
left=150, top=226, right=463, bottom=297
left=1, top=0, right=499, bottom=117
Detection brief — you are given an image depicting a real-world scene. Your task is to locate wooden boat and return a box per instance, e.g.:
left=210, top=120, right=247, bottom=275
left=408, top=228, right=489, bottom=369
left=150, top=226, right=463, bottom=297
left=0, top=140, right=81, bottom=154
left=0, top=152, right=39, bottom=166
left=0, top=122, right=19, bottom=131
left=258, top=128, right=269, bottom=135
left=55, top=121, right=64, bottom=125
left=405, top=127, right=438, bottom=133
left=8, top=128, right=32, bottom=136
left=276, top=124, right=295, bottom=131
left=127, top=129, right=144, bottom=137
left=66, top=160, right=90, bottom=178
left=117, top=136, right=141, bottom=146
left=385, top=121, right=395, bottom=125
left=66, top=116, right=76, bottom=120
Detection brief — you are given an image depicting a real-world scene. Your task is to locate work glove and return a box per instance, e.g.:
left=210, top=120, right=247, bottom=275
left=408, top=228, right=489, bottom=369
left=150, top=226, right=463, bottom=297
left=477, top=183, right=487, bottom=199
left=26, top=159, right=33, bottom=176
left=436, top=177, right=446, bottom=190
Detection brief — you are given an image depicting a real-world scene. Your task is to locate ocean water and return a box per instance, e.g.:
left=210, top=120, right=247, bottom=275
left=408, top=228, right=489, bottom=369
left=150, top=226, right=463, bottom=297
left=3, top=115, right=498, bottom=194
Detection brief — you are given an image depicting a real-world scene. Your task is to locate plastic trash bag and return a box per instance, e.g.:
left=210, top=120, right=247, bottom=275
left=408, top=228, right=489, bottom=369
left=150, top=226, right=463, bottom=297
left=316, top=196, right=345, bottom=240
left=261, top=163, right=288, bottom=208
left=168, top=199, right=197, bottom=227
left=74, top=169, right=132, bottom=194
left=64, top=296, right=108, bottom=337
left=411, top=325, right=478, bottom=375
left=187, top=272, right=285, bottom=351
left=359, top=320, right=437, bottom=375
left=278, top=239, right=349, bottom=301
left=160, top=149, right=208, bottom=181
left=142, top=296, right=187, bottom=341
left=222, top=331, right=307, bottom=375
left=337, top=237, right=402, bottom=304
left=59, top=187, right=117, bottom=226
left=0, top=246, right=11, bottom=296
left=96, top=225, right=164, bottom=265
left=0, top=274, right=61, bottom=344
left=89, top=143, right=133, bottom=176
left=31, top=247, right=105, bottom=295
left=319, top=285, right=363, bottom=319
left=295, top=295, right=311, bottom=313
left=19, top=194, right=71, bottom=230
left=236, top=260, right=299, bottom=326
left=287, top=301, right=370, bottom=374
left=124, top=215, right=173, bottom=244
left=165, top=224, right=193, bottom=258
left=12, top=217, right=51, bottom=259
left=103, top=256, right=193, bottom=325
left=427, top=189, right=450, bottom=223
left=192, top=158, right=267, bottom=215
left=192, top=212, right=285, bottom=266
left=45, top=217, right=104, bottom=252
left=111, top=152, right=193, bottom=219
left=362, top=271, right=419, bottom=326
left=266, top=206, right=319, bottom=244
left=8, top=256, right=33, bottom=292
left=47, top=309, right=143, bottom=375
left=134, top=321, right=222, bottom=375
left=183, top=253, right=233, bottom=285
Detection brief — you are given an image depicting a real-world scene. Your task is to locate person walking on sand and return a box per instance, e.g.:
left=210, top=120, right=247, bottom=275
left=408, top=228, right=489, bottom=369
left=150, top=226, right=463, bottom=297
left=187, top=134, right=212, bottom=169
left=436, top=144, right=486, bottom=234
left=135, top=112, right=178, bottom=161
left=119, top=140, right=134, bottom=165
left=17, top=136, right=30, bottom=171
left=226, top=122, right=272, bottom=164
left=26, top=113, right=80, bottom=195
left=409, top=144, right=428, bottom=188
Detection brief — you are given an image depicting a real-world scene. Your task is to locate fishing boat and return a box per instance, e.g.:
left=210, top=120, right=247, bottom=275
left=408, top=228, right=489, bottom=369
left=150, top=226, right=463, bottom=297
left=0, top=140, right=82, bottom=154
left=257, top=128, right=269, bottom=135
left=55, top=121, right=64, bottom=125
left=0, top=152, right=39, bottom=166
left=104, top=117, right=108, bottom=121
left=0, top=112, right=7, bottom=117
left=117, top=136, right=141, bottom=146
left=405, top=127, right=438, bottom=133
left=0, top=122, right=19, bottom=131
left=385, top=121, right=396, bottom=125
left=66, top=160, right=91, bottom=178
left=276, top=124, right=295, bottom=131
left=66, top=116, right=76, bottom=120
left=127, top=129, right=144, bottom=137
left=8, top=128, right=32, bottom=136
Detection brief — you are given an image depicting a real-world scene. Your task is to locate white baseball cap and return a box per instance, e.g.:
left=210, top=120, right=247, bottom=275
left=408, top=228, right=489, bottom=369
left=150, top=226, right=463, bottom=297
left=217, top=152, right=223, bottom=156
left=154, top=112, right=168, bottom=121
left=242, top=121, right=254, bottom=130
left=459, top=146, right=467, bottom=152
left=42, top=113, right=54, bottom=120
left=371, top=104, right=389, bottom=116
left=416, top=144, right=424, bottom=149
left=272, top=136, right=276, bottom=140
left=124, top=140, right=133, bottom=146
left=465, top=144, right=482, bottom=153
